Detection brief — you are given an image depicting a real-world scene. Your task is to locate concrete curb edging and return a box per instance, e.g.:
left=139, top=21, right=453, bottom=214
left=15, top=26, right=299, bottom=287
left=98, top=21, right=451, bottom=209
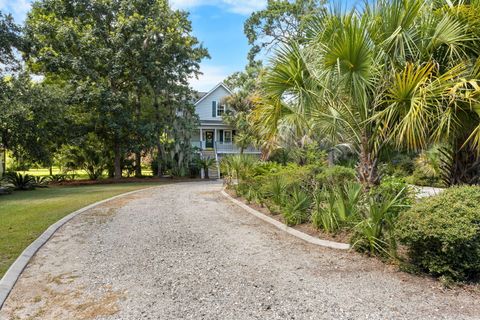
left=0, top=186, right=159, bottom=310
left=221, top=190, right=351, bottom=251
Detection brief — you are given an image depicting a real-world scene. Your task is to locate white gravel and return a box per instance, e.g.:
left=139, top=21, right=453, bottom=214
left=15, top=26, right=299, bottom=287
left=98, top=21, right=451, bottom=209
left=1, top=181, right=479, bottom=320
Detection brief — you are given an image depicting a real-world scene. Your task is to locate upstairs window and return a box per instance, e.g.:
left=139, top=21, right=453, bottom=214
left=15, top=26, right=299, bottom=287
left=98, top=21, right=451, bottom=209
left=217, top=103, right=225, bottom=116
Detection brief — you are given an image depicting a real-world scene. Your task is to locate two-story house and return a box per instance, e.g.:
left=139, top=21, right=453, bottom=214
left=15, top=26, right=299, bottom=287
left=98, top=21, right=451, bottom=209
left=191, top=82, right=260, bottom=178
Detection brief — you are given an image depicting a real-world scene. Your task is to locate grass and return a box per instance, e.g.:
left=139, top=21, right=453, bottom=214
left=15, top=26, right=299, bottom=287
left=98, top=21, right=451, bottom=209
left=0, top=182, right=163, bottom=278
left=17, top=167, right=154, bottom=179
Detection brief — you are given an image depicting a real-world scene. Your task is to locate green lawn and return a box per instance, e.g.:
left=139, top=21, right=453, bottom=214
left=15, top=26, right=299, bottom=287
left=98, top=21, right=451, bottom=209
left=18, top=167, right=154, bottom=179
left=0, top=182, right=162, bottom=277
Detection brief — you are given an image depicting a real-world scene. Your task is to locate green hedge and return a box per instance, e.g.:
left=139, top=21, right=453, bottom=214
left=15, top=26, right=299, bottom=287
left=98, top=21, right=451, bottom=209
left=397, top=186, right=480, bottom=282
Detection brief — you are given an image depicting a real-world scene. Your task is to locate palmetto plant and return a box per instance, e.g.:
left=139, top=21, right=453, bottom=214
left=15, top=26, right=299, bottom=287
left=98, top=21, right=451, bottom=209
left=351, top=188, right=408, bottom=257
left=282, top=186, right=312, bottom=226
left=220, top=154, right=258, bottom=183
left=311, top=182, right=362, bottom=233
left=252, top=0, right=480, bottom=188
left=197, top=157, right=216, bottom=179
left=2, top=172, right=35, bottom=190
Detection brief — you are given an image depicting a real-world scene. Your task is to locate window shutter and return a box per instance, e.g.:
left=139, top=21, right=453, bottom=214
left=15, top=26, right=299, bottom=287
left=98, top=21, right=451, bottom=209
left=212, top=101, right=217, bottom=117
left=219, top=130, right=224, bottom=142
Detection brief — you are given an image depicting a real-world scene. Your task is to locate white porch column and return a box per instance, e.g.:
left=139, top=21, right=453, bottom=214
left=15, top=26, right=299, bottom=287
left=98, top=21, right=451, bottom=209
left=200, top=128, right=203, bottom=149
left=214, top=129, right=217, bottom=147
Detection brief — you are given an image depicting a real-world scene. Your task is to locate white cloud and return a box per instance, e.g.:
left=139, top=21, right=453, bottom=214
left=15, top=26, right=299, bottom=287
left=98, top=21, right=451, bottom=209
left=170, top=0, right=266, bottom=15
left=190, top=64, right=230, bottom=92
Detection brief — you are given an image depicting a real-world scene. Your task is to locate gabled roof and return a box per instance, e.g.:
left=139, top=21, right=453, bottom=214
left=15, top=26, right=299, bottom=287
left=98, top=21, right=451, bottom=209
left=194, top=82, right=233, bottom=106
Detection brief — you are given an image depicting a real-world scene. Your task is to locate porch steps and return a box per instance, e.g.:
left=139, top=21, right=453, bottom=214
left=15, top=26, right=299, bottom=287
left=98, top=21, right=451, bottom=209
left=208, top=162, right=220, bottom=180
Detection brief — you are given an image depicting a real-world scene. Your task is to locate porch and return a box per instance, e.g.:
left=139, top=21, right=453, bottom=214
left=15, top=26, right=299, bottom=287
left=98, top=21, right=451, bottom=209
left=190, top=127, right=261, bottom=154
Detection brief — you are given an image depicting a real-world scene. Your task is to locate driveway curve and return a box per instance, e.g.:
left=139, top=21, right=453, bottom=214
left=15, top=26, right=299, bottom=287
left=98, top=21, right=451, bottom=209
left=1, top=181, right=479, bottom=320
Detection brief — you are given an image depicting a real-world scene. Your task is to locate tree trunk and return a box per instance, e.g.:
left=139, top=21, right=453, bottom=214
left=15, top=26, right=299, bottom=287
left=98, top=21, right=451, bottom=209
left=114, top=138, right=122, bottom=179
left=204, top=166, right=209, bottom=179
left=1, top=148, right=6, bottom=177
left=134, top=90, right=142, bottom=177
left=356, top=134, right=379, bottom=191
left=156, top=142, right=162, bottom=177
left=327, top=149, right=335, bottom=166
left=442, top=142, right=480, bottom=186
left=154, top=94, right=163, bottom=178
left=49, top=165, right=53, bottom=176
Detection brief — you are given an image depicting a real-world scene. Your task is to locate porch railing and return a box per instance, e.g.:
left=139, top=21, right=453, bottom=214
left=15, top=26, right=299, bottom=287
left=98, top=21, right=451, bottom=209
left=191, top=141, right=261, bottom=154
left=215, top=142, right=261, bottom=154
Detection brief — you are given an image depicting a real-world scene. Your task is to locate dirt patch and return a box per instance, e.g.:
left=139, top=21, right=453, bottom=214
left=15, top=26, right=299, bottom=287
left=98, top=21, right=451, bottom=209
left=3, top=271, right=124, bottom=320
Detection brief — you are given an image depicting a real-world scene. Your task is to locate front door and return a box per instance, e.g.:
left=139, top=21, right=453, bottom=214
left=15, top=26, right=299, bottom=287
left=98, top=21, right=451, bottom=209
left=205, top=131, right=214, bottom=149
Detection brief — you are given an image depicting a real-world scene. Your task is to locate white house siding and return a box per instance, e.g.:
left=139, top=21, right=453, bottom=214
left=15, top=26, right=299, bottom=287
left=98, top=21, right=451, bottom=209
left=195, top=85, right=230, bottom=122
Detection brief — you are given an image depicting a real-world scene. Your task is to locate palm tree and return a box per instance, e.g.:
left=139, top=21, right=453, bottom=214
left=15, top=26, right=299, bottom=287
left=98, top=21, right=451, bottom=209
left=252, top=0, right=480, bottom=188
left=197, top=157, right=215, bottom=179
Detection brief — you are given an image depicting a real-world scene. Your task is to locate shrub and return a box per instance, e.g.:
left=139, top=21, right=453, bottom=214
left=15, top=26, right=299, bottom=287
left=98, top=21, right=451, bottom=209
left=406, top=167, right=444, bottom=188
left=370, top=176, right=414, bottom=216
left=315, top=165, right=356, bottom=187
left=397, top=186, right=480, bottom=282
left=2, top=172, right=35, bottom=190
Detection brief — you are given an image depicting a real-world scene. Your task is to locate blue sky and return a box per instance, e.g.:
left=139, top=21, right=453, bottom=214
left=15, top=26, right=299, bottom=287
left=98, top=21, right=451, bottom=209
left=0, top=0, right=265, bottom=91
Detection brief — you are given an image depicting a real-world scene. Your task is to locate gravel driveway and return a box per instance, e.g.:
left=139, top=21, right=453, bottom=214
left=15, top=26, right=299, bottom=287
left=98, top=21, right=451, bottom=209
left=1, top=181, right=479, bottom=320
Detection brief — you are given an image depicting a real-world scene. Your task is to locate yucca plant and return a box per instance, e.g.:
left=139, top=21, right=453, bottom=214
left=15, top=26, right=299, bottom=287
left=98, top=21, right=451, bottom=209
left=2, top=172, right=35, bottom=191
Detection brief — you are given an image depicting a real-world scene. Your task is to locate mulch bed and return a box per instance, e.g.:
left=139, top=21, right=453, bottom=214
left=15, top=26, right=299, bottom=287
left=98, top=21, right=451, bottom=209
left=225, top=188, right=352, bottom=244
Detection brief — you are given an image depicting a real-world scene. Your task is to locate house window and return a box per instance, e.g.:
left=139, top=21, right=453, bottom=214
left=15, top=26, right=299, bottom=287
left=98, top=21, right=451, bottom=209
left=217, top=103, right=225, bottom=116
left=224, top=130, right=232, bottom=143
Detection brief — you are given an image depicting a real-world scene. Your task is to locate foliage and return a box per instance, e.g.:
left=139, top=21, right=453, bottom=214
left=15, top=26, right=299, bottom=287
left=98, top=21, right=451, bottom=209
left=197, top=157, right=216, bottom=179
left=311, top=182, right=362, bottom=233
left=0, top=10, right=22, bottom=73
left=282, top=186, right=312, bottom=226
left=405, top=147, right=444, bottom=187
left=251, top=0, right=480, bottom=189
left=62, top=137, right=108, bottom=181
left=32, top=176, right=49, bottom=187
left=230, top=157, right=413, bottom=259
left=48, top=174, right=75, bottom=183
left=244, top=0, right=325, bottom=61
left=220, top=154, right=259, bottom=184
left=315, top=166, right=356, bottom=188
left=25, top=0, right=208, bottom=179
left=0, top=73, right=71, bottom=172
left=2, top=172, right=35, bottom=190
left=397, top=186, right=480, bottom=282
left=351, top=189, right=407, bottom=257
